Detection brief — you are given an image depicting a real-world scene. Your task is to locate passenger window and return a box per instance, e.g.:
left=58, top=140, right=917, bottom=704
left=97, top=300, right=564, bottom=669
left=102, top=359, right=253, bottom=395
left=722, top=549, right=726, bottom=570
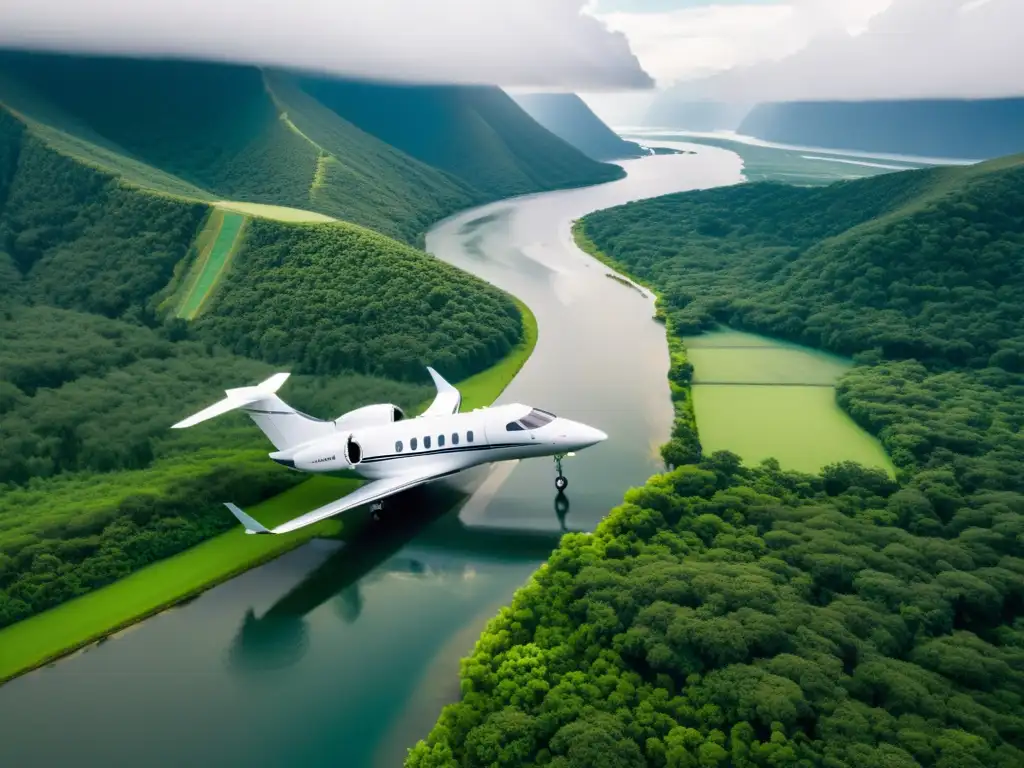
left=438, top=435, right=445, bottom=447
left=467, top=430, right=474, bottom=443
left=396, top=440, right=403, bottom=452
left=411, top=437, right=418, bottom=450
left=506, top=421, right=524, bottom=431
left=424, top=436, right=432, bottom=449
left=452, top=433, right=459, bottom=445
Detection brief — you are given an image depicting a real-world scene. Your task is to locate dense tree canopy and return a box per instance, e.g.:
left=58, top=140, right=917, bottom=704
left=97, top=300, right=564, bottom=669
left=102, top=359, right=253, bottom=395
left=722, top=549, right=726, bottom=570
left=409, top=455, right=1024, bottom=767
left=410, top=157, right=1024, bottom=765
left=194, top=219, right=523, bottom=381
left=579, top=157, right=1024, bottom=366
left=0, top=306, right=431, bottom=628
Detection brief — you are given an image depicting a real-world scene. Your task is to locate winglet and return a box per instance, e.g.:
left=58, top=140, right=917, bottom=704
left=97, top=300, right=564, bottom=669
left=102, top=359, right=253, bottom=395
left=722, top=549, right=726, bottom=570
left=224, top=503, right=272, bottom=535
left=425, top=366, right=461, bottom=415
left=427, top=366, right=456, bottom=393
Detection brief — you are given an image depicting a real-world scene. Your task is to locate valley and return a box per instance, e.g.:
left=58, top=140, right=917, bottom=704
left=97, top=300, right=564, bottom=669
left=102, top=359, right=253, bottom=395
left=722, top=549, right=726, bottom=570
left=1, top=46, right=1021, bottom=768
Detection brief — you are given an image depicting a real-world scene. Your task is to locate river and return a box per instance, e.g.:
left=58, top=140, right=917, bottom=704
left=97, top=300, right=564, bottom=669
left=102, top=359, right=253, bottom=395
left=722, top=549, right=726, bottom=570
left=0, top=144, right=744, bottom=766
left=0, top=143, right=879, bottom=766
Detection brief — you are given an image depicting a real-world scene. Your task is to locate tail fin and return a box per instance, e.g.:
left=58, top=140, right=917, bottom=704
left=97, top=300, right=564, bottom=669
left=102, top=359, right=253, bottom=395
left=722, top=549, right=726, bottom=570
left=172, top=373, right=335, bottom=450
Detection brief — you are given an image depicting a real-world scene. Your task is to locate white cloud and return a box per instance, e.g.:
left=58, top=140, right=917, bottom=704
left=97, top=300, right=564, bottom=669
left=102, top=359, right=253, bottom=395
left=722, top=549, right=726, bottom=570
left=691, top=0, right=1024, bottom=100
left=0, top=0, right=653, bottom=90
left=588, top=0, right=893, bottom=87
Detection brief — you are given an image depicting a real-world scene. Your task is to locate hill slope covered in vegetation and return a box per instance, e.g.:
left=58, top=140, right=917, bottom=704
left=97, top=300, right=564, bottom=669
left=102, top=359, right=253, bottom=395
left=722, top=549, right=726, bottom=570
left=511, top=92, right=646, bottom=161
left=0, top=51, right=624, bottom=243
left=294, top=76, right=625, bottom=197
left=0, top=51, right=478, bottom=244
left=0, top=88, right=527, bottom=629
left=409, top=158, right=1024, bottom=766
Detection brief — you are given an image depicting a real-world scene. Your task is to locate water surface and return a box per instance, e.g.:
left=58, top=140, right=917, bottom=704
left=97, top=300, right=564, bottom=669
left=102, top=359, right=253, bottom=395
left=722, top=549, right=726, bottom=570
left=0, top=145, right=746, bottom=766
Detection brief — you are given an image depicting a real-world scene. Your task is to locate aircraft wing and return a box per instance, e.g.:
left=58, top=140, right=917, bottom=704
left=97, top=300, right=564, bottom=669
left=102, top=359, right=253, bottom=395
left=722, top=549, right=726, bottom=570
left=420, top=366, right=462, bottom=417
left=224, top=465, right=457, bottom=535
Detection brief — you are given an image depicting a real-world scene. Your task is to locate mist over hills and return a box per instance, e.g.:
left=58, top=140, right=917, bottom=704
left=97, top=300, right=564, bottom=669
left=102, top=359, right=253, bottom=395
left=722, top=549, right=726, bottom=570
left=739, top=99, right=1024, bottom=160
left=510, top=92, right=646, bottom=161
left=644, top=96, right=751, bottom=132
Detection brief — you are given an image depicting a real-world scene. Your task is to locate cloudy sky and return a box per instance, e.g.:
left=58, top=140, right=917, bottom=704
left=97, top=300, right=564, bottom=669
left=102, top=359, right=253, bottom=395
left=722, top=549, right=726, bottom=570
left=0, top=0, right=1021, bottom=101
left=584, top=0, right=1024, bottom=99
left=0, top=0, right=652, bottom=90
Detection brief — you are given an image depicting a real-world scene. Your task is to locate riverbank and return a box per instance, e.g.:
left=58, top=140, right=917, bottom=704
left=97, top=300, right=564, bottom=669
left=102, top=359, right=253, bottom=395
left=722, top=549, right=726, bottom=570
left=0, top=301, right=538, bottom=686
left=572, top=223, right=701, bottom=468
left=571, top=221, right=893, bottom=475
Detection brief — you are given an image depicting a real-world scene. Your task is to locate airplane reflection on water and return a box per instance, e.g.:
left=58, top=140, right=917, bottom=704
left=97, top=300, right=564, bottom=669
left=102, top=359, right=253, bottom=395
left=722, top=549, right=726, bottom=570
left=227, top=480, right=575, bottom=672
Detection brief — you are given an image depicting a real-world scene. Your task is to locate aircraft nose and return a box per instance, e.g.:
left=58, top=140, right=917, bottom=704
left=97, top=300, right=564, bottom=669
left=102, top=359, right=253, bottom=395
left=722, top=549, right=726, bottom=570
left=566, top=421, right=607, bottom=447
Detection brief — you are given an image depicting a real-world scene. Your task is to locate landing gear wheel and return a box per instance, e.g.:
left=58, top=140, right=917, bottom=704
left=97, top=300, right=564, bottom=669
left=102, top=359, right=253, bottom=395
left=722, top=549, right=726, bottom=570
left=554, top=454, right=568, bottom=494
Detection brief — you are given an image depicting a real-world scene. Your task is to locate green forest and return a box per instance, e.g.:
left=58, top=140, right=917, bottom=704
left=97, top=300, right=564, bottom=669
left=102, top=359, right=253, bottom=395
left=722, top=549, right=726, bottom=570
left=409, top=157, right=1024, bottom=766
left=0, top=80, right=527, bottom=628
left=193, top=219, right=523, bottom=381
left=0, top=50, right=621, bottom=245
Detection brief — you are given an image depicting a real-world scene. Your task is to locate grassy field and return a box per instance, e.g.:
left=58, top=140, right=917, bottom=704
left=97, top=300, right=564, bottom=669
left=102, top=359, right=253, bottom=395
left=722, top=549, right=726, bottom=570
left=214, top=200, right=337, bottom=223
left=0, top=296, right=538, bottom=684
left=0, top=477, right=355, bottom=684
left=175, top=210, right=247, bottom=319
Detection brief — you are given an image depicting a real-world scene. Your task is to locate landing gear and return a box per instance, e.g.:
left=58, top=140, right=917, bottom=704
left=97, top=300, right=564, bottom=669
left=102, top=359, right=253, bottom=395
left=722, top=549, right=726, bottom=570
left=554, top=455, right=568, bottom=494
left=370, top=501, right=384, bottom=522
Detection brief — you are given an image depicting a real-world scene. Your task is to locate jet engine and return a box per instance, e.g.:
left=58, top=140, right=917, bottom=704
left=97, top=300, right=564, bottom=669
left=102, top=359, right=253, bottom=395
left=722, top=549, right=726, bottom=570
left=286, top=431, right=363, bottom=472
left=333, top=403, right=405, bottom=430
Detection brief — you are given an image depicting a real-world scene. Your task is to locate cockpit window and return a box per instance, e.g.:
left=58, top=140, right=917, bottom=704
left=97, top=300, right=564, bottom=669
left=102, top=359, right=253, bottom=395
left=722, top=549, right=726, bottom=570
left=520, top=409, right=556, bottom=429
left=507, top=409, right=556, bottom=432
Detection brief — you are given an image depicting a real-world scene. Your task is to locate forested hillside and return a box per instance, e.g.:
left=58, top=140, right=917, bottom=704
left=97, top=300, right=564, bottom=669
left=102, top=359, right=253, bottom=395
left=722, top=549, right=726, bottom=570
left=511, top=92, right=646, bottom=161
left=410, top=158, right=1024, bottom=766
left=0, top=51, right=477, bottom=243
left=294, top=76, right=625, bottom=197
left=740, top=99, right=1024, bottom=159
left=0, top=51, right=623, bottom=244
left=0, top=81, right=528, bottom=628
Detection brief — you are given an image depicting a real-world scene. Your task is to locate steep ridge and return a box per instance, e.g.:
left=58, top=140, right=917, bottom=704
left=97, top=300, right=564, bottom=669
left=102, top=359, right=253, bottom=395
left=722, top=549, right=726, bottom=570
left=511, top=92, right=646, bottom=161
left=294, top=76, right=626, bottom=197
left=740, top=99, right=1024, bottom=159
left=0, top=51, right=479, bottom=243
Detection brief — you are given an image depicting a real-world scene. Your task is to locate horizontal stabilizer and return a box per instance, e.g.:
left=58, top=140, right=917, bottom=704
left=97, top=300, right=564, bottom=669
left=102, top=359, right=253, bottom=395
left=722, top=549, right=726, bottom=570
left=171, top=373, right=290, bottom=429
left=225, top=503, right=270, bottom=535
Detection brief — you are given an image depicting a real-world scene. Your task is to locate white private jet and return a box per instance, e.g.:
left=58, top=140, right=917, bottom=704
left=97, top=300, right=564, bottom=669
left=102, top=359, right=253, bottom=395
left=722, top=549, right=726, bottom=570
left=171, top=368, right=607, bottom=535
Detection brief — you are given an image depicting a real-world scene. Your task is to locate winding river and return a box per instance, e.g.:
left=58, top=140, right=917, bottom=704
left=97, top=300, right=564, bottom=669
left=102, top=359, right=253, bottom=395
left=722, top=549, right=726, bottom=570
left=0, top=144, right=885, bottom=766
